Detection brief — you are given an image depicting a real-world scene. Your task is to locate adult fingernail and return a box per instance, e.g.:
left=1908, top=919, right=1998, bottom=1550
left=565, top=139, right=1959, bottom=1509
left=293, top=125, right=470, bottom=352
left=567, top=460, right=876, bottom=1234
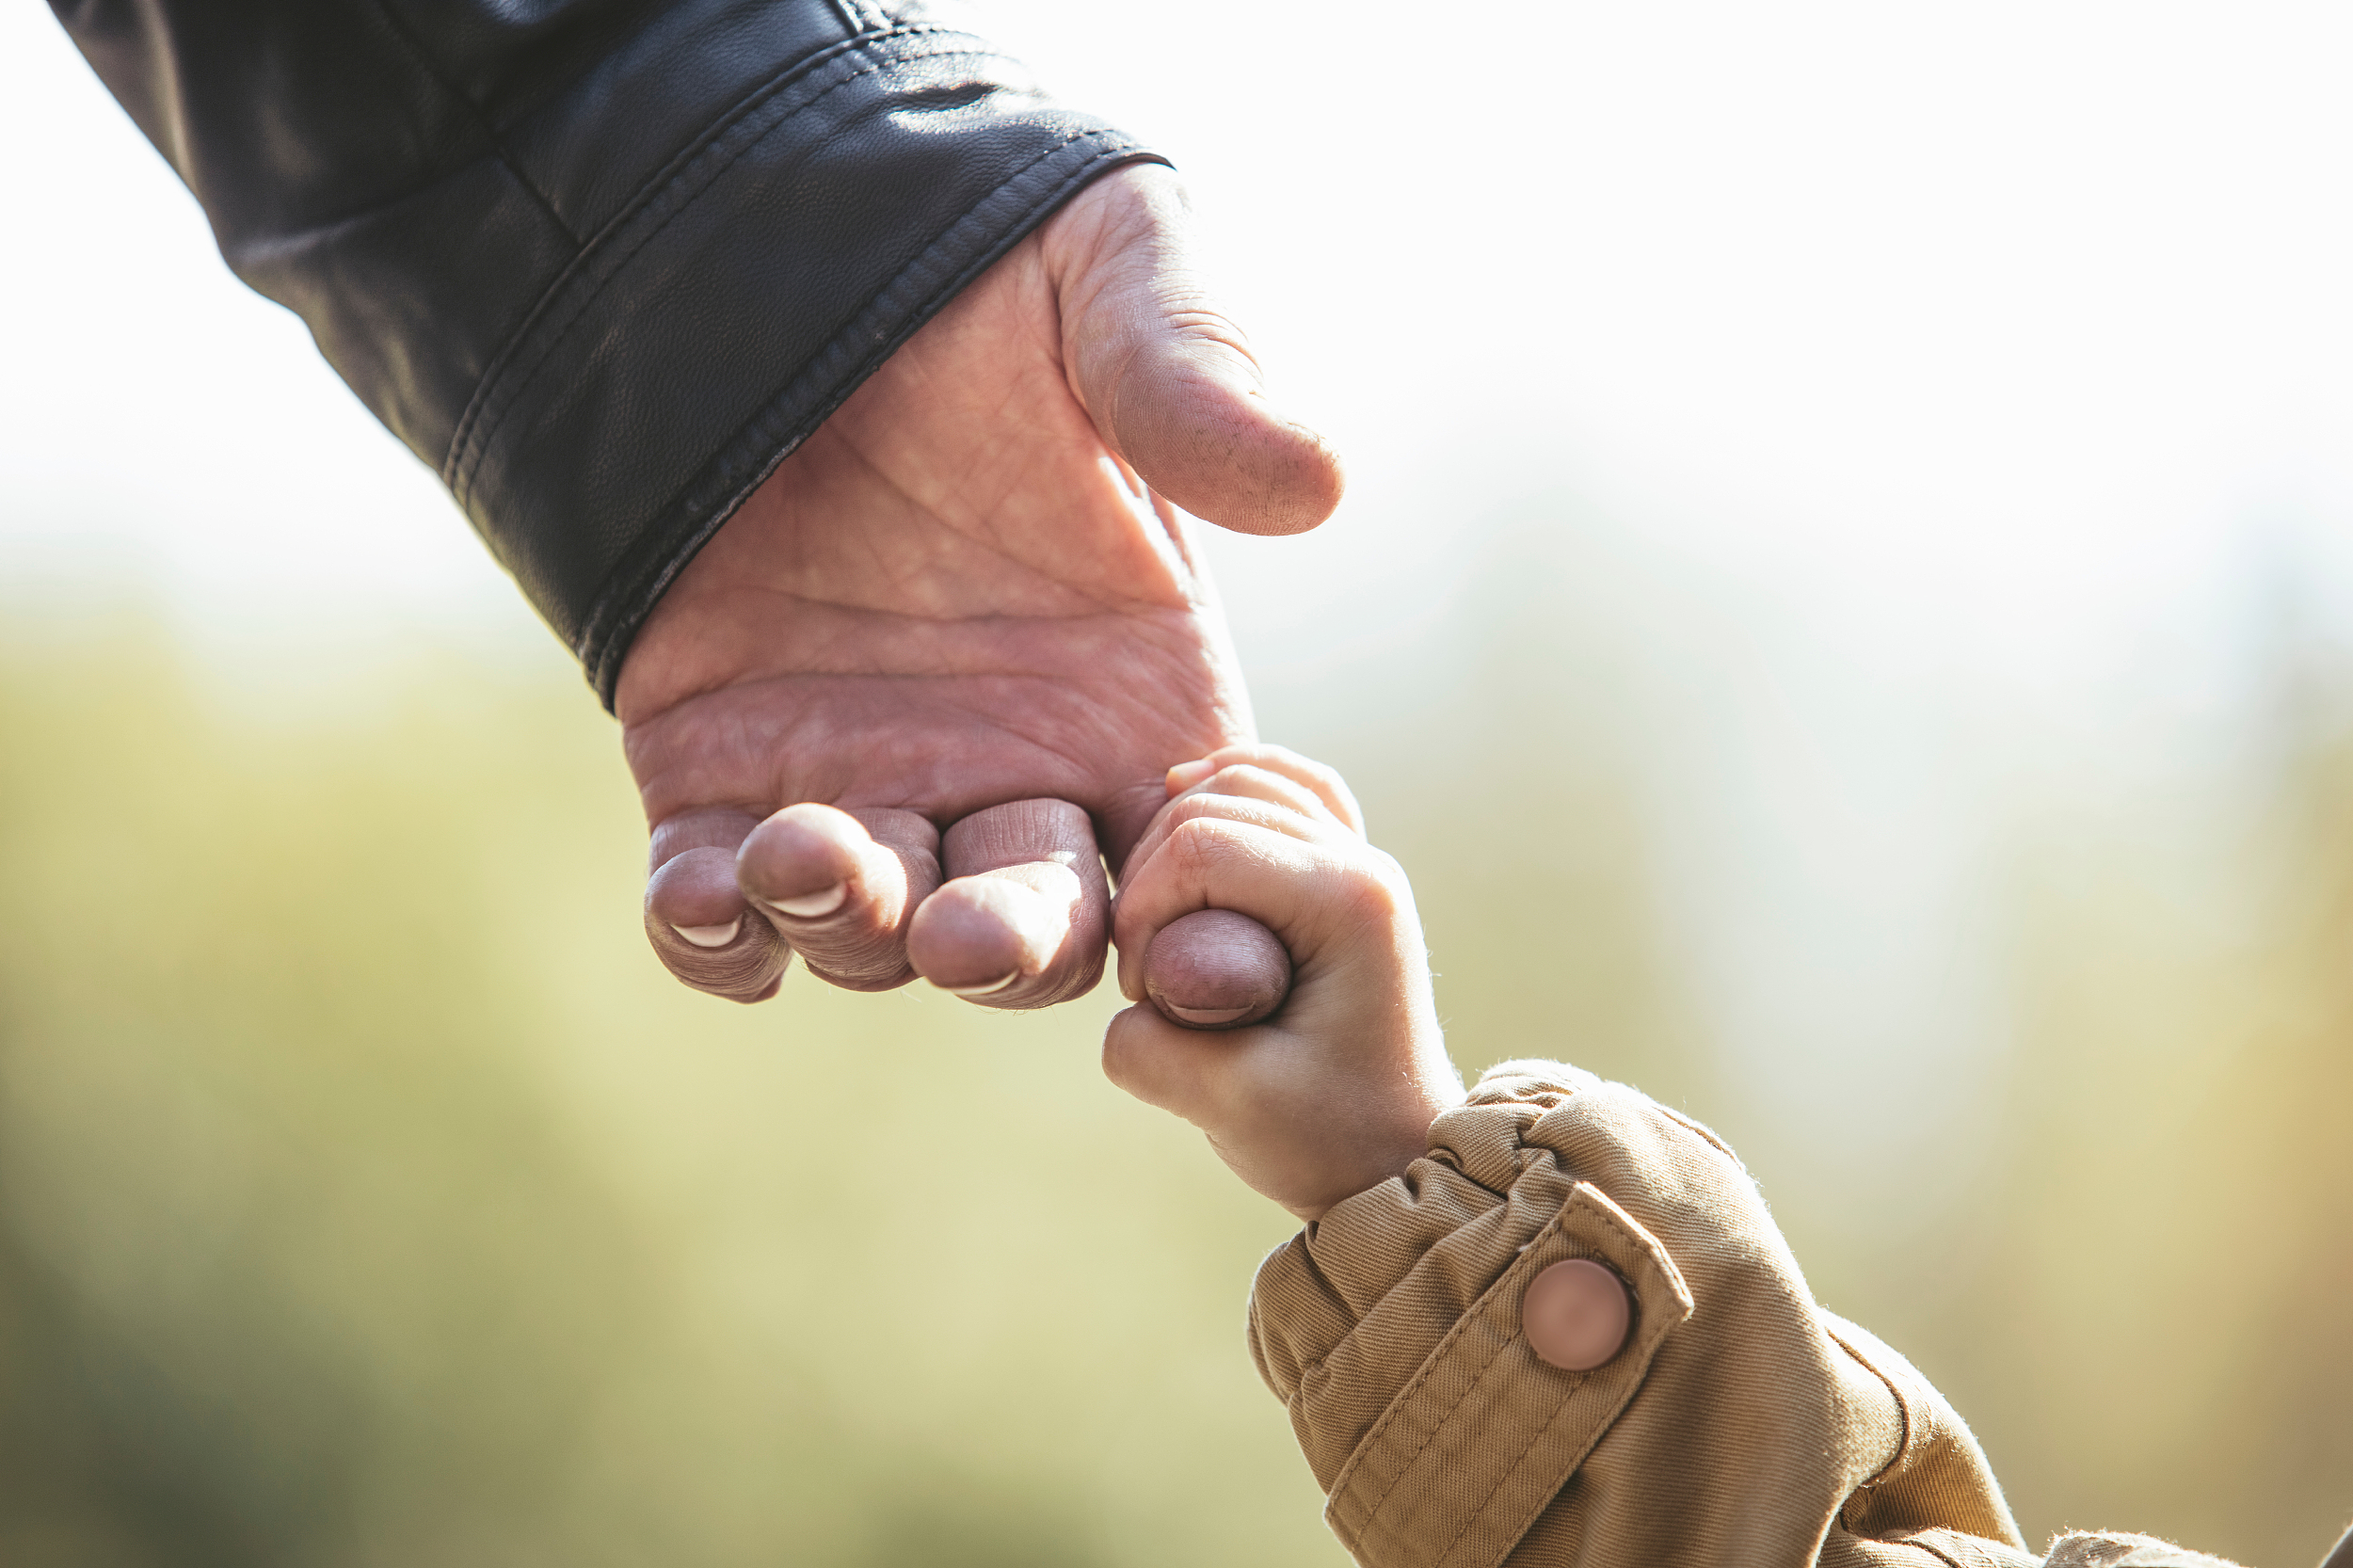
left=1162, top=1003, right=1252, bottom=1026
left=938, top=971, right=1019, bottom=997
left=672, top=919, right=742, bottom=949
left=1165, top=758, right=1218, bottom=794
left=766, top=882, right=847, bottom=920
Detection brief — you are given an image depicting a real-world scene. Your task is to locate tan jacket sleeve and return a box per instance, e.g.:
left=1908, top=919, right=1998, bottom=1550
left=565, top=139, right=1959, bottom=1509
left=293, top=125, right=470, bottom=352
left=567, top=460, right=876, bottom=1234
left=1245, top=1062, right=2247, bottom=1568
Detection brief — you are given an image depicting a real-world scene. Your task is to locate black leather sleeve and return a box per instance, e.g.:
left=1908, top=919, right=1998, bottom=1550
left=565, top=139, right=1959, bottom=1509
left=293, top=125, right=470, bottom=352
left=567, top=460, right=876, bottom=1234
left=51, top=0, right=1162, bottom=703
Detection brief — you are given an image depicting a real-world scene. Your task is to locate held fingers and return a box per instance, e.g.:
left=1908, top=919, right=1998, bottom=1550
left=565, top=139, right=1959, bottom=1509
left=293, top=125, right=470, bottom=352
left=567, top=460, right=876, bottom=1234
left=1112, top=814, right=1404, bottom=1001
left=1144, top=908, right=1290, bottom=1029
left=1117, top=745, right=1362, bottom=1030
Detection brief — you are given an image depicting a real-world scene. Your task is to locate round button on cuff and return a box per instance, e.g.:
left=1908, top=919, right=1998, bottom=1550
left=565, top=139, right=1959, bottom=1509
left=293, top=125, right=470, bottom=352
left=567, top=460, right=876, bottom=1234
left=1522, top=1258, right=1632, bottom=1371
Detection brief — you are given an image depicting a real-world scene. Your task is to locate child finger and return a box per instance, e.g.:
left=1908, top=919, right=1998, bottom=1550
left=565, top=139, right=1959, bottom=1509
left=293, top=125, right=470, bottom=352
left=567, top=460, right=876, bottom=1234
left=1121, top=786, right=1353, bottom=892
left=1100, top=1000, right=1241, bottom=1126
left=1166, top=744, right=1365, bottom=832
left=1179, top=763, right=1346, bottom=826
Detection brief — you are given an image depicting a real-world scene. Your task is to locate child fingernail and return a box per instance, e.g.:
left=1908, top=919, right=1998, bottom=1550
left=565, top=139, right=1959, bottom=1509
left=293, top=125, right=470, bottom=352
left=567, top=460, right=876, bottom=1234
left=671, top=919, right=742, bottom=949
left=765, top=882, right=848, bottom=920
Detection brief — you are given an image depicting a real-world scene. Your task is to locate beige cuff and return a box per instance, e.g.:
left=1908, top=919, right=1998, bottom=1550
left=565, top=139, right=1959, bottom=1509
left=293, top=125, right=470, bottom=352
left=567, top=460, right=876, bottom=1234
left=1249, top=1063, right=2031, bottom=1568
left=1322, top=1180, right=1691, bottom=1568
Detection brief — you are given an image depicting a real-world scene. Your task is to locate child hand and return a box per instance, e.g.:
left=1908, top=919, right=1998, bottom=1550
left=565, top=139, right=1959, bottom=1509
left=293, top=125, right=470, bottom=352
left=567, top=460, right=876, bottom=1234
left=1104, top=745, right=1465, bottom=1219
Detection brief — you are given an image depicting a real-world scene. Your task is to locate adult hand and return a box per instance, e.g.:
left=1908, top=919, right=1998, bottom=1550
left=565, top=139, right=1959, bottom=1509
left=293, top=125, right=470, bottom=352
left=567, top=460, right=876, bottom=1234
left=617, top=164, right=1342, bottom=1008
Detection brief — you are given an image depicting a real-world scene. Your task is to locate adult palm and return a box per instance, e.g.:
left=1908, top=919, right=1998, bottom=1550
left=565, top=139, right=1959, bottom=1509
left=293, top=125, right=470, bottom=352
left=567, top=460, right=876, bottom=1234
left=616, top=166, right=1342, bottom=1008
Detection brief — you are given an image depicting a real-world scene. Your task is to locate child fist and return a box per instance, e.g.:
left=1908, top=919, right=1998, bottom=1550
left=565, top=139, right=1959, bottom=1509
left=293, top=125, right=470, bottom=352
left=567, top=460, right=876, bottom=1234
left=1106, top=745, right=1465, bottom=1219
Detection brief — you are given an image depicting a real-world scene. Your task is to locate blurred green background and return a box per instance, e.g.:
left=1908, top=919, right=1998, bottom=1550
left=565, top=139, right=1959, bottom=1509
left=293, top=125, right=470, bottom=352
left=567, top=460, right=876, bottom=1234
left=11, top=3, right=2353, bottom=1563
left=2, top=528, right=2349, bottom=1567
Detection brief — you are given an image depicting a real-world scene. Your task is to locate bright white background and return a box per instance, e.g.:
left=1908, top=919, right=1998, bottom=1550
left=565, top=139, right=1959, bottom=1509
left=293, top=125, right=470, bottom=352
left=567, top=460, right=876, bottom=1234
left=8, top=1, right=2353, bottom=1163
left=0, top=6, right=516, bottom=656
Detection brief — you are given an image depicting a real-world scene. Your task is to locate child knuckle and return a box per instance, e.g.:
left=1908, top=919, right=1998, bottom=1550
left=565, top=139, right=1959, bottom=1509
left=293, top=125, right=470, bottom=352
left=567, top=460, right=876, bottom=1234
left=1165, top=794, right=1222, bottom=828
left=1332, top=863, right=1404, bottom=921
left=1168, top=815, right=1233, bottom=861
left=1206, top=763, right=1262, bottom=794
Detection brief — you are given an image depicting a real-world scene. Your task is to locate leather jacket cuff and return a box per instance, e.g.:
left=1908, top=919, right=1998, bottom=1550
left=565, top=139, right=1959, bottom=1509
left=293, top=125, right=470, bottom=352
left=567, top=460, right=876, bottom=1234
left=445, top=22, right=1161, bottom=703
left=61, top=0, right=1158, bottom=706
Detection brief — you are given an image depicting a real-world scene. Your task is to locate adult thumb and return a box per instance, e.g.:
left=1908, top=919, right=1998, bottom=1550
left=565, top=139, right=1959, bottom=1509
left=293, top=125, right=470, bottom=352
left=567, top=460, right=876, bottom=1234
left=1046, top=164, right=1344, bottom=536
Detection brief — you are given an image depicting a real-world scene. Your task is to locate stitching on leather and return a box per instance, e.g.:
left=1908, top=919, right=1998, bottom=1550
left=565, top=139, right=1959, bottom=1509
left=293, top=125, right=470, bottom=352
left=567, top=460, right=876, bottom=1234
left=572, top=135, right=1150, bottom=690
left=441, top=24, right=964, bottom=497
left=357, top=0, right=583, bottom=248
left=446, top=34, right=942, bottom=497
left=440, top=27, right=869, bottom=488
left=571, top=135, right=1128, bottom=670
